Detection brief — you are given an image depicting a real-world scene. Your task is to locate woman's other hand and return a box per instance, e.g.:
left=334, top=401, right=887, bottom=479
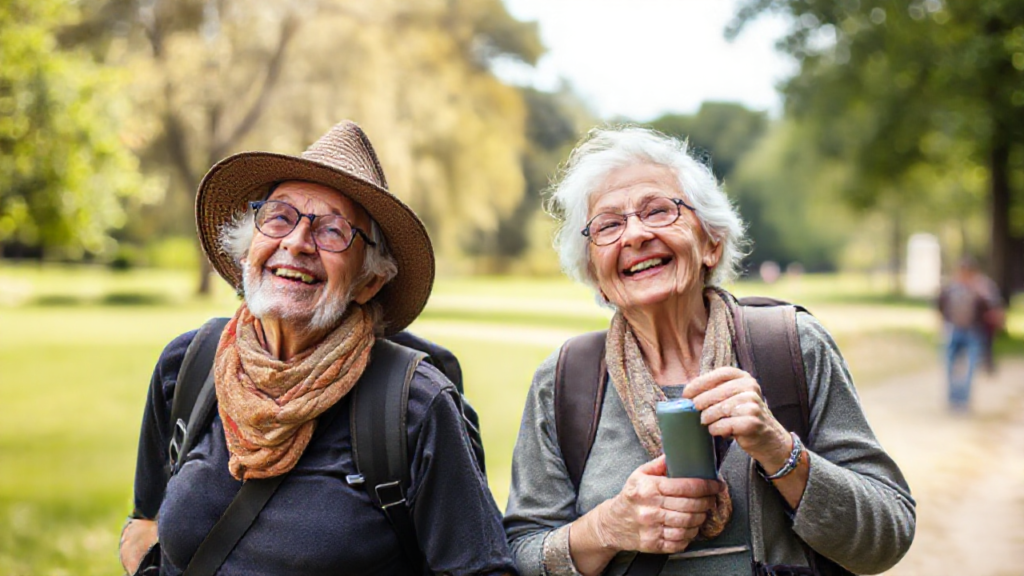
left=684, top=367, right=809, bottom=508
left=119, top=518, right=157, bottom=574
left=570, top=455, right=721, bottom=575
left=683, top=367, right=790, bottom=462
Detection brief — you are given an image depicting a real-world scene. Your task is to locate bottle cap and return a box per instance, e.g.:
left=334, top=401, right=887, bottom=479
left=656, top=398, right=697, bottom=413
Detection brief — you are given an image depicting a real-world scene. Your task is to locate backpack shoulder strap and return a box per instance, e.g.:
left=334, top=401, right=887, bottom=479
left=734, top=299, right=855, bottom=576
left=730, top=297, right=811, bottom=442
left=350, top=338, right=426, bottom=569
left=554, top=330, right=608, bottom=492
left=182, top=475, right=285, bottom=576
left=168, top=317, right=230, bottom=476
left=387, top=330, right=464, bottom=393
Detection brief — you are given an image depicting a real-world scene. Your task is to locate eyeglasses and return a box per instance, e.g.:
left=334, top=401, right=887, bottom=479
left=581, top=196, right=695, bottom=246
left=250, top=200, right=377, bottom=253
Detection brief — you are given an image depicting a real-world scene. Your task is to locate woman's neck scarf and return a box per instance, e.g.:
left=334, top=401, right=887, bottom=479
left=214, top=304, right=374, bottom=481
left=605, top=287, right=736, bottom=538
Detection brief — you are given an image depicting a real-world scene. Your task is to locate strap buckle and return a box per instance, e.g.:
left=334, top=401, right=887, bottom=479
left=167, top=418, right=188, bottom=471
left=374, top=480, right=407, bottom=509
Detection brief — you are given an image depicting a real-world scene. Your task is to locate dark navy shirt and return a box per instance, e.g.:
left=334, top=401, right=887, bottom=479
left=132, top=329, right=515, bottom=575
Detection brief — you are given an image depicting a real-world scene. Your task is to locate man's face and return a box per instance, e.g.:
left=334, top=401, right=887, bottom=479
left=242, top=180, right=375, bottom=330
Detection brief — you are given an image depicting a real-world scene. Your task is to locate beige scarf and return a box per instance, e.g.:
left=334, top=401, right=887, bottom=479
left=214, top=304, right=374, bottom=480
left=605, top=287, right=735, bottom=538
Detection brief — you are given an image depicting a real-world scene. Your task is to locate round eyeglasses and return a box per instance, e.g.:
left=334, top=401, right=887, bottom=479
left=250, top=200, right=377, bottom=253
left=581, top=196, right=695, bottom=246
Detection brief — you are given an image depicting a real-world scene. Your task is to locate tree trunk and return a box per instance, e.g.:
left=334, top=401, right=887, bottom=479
left=890, top=208, right=903, bottom=296
left=988, top=135, right=1011, bottom=303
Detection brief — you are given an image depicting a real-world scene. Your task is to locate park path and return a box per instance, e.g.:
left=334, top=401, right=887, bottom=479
left=859, top=358, right=1024, bottom=576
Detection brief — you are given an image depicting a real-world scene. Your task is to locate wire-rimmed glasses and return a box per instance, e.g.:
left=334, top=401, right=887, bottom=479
left=250, top=200, right=376, bottom=253
left=581, top=196, right=695, bottom=246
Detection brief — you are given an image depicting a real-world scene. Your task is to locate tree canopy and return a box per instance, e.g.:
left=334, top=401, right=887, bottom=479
left=0, top=0, right=152, bottom=259
left=729, top=0, right=1024, bottom=296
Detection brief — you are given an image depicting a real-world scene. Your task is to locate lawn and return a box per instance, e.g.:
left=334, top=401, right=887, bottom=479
left=0, top=263, right=1021, bottom=574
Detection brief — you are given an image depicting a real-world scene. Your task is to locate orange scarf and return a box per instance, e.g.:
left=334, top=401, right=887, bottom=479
left=214, top=304, right=374, bottom=480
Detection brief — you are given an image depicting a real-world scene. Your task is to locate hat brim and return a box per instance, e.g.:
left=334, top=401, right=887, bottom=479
left=196, top=151, right=435, bottom=336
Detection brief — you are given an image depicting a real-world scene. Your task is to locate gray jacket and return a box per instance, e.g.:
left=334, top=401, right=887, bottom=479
left=503, top=313, right=915, bottom=575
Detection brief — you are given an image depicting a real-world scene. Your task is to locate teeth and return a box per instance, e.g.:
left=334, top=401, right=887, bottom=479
left=273, top=268, right=316, bottom=284
left=629, top=258, right=663, bottom=274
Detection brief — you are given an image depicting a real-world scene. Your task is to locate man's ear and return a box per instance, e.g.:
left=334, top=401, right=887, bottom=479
left=353, top=273, right=387, bottom=305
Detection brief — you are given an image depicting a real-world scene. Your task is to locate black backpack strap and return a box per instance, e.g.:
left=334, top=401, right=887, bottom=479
left=180, top=347, right=349, bottom=576
left=182, top=475, right=285, bottom=576
left=168, top=317, right=230, bottom=476
left=388, top=330, right=464, bottom=392
left=731, top=298, right=811, bottom=441
left=554, top=330, right=607, bottom=493
left=350, top=339, right=426, bottom=569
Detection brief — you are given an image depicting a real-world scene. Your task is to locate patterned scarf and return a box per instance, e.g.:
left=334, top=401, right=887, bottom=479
left=214, top=304, right=374, bottom=480
left=605, top=287, right=735, bottom=538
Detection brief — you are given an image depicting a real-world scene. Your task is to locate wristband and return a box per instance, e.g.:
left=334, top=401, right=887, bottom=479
left=758, top=432, right=803, bottom=481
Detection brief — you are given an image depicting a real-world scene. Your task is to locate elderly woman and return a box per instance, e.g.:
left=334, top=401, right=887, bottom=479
left=503, top=127, right=915, bottom=576
left=119, top=121, right=514, bottom=575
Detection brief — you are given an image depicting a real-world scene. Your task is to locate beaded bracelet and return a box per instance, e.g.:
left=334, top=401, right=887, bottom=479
left=759, top=432, right=803, bottom=481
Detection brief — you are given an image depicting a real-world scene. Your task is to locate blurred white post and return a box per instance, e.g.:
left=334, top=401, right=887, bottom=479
left=905, top=233, right=941, bottom=298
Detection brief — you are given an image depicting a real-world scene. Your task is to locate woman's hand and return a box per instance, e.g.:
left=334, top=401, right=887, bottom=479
left=683, top=367, right=809, bottom=508
left=119, top=518, right=158, bottom=575
left=600, top=455, right=721, bottom=553
left=683, top=367, right=790, bottom=465
left=570, top=456, right=722, bottom=575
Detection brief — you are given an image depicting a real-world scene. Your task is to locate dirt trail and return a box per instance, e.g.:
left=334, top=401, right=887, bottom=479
left=859, top=359, right=1024, bottom=576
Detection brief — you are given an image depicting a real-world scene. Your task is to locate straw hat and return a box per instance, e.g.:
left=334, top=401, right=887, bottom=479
left=195, top=120, right=434, bottom=336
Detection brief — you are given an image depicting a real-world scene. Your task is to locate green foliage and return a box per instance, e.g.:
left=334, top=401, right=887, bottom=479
left=145, top=235, right=200, bottom=270
left=729, top=0, right=1024, bottom=294
left=471, top=87, right=590, bottom=269
left=0, top=0, right=153, bottom=259
left=647, top=102, right=769, bottom=182
left=729, top=120, right=854, bottom=271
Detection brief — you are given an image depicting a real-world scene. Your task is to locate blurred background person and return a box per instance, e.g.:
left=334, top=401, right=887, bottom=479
left=938, top=256, right=1005, bottom=411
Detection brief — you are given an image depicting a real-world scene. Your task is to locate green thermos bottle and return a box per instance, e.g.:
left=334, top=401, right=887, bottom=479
left=656, top=398, right=717, bottom=479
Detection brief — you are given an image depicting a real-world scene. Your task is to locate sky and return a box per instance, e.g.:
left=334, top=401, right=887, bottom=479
left=498, top=0, right=796, bottom=121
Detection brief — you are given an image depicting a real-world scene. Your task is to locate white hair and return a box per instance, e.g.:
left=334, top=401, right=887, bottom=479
left=218, top=209, right=399, bottom=334
left=547, top=126, right=747, bottom=298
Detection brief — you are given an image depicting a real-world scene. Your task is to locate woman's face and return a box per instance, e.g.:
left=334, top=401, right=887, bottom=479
left=242, top=181, right=378, bottom=326
left=586, top=163, right=721, bottom=313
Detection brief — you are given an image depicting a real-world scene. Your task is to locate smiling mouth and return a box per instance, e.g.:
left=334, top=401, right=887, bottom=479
left=270, top=267, right=322, bottom=285
left=623, top=257, right=670, bottom=277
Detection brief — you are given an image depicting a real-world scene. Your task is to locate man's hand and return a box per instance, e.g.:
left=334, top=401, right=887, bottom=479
left=119, top=518, right=158, bottom=575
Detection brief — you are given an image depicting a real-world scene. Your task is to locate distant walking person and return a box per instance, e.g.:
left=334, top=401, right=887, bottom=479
left=937, top=257, right=1004, bottom=411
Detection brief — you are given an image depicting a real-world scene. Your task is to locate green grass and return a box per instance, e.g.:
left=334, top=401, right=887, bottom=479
left=1, top=263, right=1022, bottom=574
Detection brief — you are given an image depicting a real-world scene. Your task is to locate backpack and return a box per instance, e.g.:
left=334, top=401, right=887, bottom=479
left=164, top=318, right=484, bottom=572
left=553, top=297, right=853, bottom=576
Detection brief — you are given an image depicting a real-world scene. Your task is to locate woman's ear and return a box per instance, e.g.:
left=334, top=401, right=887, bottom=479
left=703, top=237, right=723, bottom=270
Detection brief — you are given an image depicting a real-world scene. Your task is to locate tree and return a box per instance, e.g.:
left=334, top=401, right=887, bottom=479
left=63, top=0, right=544, bottom=287
left=729, top=0, right=1024, bottom=299
left=647, top=102, right=769, bottom=182
left=466, top=85, right=590, bottom=272
left=0, top=0, right=152, bottom=259
left=728, top=119, right=855, bottom=272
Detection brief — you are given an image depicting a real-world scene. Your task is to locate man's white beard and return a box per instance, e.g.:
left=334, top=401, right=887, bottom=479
left=242, top=264, right=351, bottom=332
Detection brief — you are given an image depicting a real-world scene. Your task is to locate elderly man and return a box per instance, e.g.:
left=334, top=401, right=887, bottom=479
left=120, top=121, right=514, bottom=575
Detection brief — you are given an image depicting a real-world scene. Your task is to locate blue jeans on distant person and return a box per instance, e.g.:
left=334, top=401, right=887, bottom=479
left=946, top=326, right=983, bottom=409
